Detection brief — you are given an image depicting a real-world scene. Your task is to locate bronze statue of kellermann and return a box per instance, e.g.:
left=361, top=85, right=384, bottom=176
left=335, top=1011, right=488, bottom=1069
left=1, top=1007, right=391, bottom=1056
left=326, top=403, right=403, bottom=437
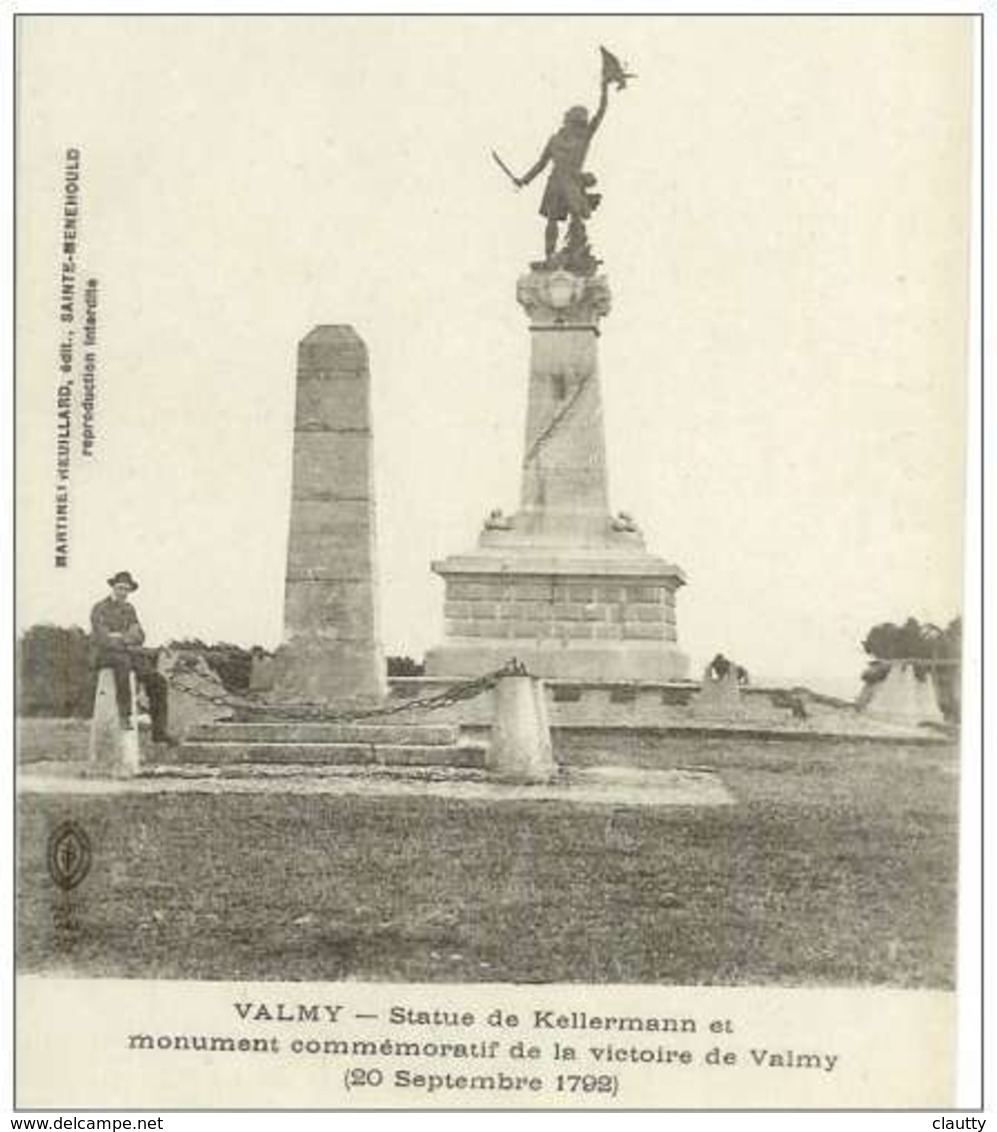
left=493, top=47, right=634, bottom=275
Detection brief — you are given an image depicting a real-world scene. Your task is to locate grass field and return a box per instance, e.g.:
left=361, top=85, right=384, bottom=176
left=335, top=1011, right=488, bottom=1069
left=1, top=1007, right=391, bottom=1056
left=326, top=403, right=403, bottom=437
left=16, top=719, right=959, bottom=986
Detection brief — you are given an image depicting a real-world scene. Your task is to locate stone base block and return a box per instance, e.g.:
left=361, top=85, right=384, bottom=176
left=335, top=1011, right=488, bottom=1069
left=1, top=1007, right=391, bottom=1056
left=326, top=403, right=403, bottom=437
left=88, top=668, right=140, bottom=776
left=162, top=741, right=486, bottom=769
left=861, top=663, right=944, bottom=725
left=186, top=721, right=460, bottom=746
left=690, top=672, right=746, bottom=720
left=425, top=640, right=689, bottom=682
left=429, top=546, right=687, bottom=685
left=488, top=674, right=556, bottom=783
left=273, top=638, right=386, bottom=705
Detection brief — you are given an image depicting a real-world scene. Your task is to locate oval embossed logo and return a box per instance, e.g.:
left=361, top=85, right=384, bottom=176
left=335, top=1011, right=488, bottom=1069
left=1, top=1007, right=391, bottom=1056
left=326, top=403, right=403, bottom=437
left=47, top=821, right=92, bottom=891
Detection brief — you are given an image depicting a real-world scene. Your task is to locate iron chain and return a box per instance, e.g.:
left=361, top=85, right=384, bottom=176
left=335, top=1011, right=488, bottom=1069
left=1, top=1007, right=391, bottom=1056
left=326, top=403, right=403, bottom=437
left=164, top=658, right=529, bottom=723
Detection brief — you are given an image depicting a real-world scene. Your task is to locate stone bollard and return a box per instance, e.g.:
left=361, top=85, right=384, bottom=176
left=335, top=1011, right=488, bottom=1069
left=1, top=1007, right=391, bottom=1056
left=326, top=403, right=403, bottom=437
left=488, top=673, right=557, bottom=784
left=88, top=668, right=140, bottom=776
left=532, top=674, right=552, bottom=740
left=862, top=662, right=943, bottom=725
left=249, top=653, right=276, bottom=693
left=691, top=665, right=744, bottom=720
left=913, top=671, right=945, bottom=724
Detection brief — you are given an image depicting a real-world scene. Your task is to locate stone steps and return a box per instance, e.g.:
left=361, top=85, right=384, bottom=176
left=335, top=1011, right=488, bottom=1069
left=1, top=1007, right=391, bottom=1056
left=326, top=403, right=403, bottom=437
left=185, top=721, right=461, bottom=746
left=163, top=741, right=487, bottom=768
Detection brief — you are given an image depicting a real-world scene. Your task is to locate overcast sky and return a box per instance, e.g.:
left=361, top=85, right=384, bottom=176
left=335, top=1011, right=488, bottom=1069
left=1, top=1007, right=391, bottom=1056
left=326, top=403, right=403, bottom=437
left=16, top=15, right=973, bottom=696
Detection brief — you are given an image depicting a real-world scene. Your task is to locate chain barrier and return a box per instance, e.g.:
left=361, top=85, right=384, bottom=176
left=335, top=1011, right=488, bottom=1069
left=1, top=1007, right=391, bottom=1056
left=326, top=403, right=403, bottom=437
left=163, top=658, right=529, bottom=723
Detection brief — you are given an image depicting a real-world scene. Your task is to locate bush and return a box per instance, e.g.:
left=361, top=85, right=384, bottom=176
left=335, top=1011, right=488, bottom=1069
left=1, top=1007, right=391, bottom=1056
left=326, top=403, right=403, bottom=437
left=166, top=640, right=261, bottom=693
left=16, top=626, right=274, bottom=715
left=17, top=625, right=93, bottom=716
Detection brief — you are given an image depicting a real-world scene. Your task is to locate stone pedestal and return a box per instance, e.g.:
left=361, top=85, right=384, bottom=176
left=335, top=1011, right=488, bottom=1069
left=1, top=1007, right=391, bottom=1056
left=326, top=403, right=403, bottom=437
left=488, top=673, right=557, bottom=783
left=426, top=269, right=688, bottom=681
left=690, top=668, right=745, bottom=720
left=913, top=671, right=945, bottom=723
left=88, top=668, right=140, bottom=775
left=862, top=663, right=944, bottom=725
left=274, top=326, right=386, bottom=704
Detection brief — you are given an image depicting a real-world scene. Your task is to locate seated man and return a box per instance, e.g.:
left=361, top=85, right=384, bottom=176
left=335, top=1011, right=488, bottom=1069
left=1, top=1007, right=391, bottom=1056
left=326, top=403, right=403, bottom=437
left=90, top=570, right=176, bottom=745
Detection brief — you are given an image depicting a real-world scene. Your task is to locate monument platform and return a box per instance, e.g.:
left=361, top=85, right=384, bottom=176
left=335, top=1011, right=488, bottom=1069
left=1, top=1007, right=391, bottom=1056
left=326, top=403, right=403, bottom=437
left=425, top=542, right=687, bottom=681
left=162, top=720, right=486, bottom=769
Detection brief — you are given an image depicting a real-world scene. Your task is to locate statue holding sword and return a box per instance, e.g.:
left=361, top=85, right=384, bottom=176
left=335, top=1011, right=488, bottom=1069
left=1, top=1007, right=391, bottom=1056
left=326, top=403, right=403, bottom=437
left=492, top=46, right=634, bottom=273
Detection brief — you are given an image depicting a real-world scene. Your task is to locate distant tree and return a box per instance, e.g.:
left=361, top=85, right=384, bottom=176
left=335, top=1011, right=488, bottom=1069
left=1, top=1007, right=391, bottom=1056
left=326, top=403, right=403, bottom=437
left=17, top=624, right=93, bottom=716
left=862, top=617, right=938, bottom=661
left=16, top=626, right=276, bottom=715
left=387, top=655, right=425, bottom=677
left=934, top=617, right=962, bottom=722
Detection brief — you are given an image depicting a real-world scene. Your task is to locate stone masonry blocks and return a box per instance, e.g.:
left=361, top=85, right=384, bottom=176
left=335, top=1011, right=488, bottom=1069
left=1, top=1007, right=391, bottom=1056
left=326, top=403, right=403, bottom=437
left=623, top=604, right=666, bottom=621
left=295, top=375, right=371, bottom=432
left=558, top=624, right=594, bottom=639
left=622, top=622, right=667, bottom=640
left=592, top=624, right=623, bottom=640
left=283, top=580, right=377, bottom=639
left=290, top=433, right=373, bottom=501
left=469, top=602, right=500, bottom=620
left=438, top=570, right=683, bottom=664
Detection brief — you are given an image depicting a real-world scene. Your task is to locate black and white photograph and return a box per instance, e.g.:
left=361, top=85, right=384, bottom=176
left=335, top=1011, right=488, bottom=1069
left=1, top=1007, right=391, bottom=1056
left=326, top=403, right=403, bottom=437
left=12, top=13, right=981, bottom=1111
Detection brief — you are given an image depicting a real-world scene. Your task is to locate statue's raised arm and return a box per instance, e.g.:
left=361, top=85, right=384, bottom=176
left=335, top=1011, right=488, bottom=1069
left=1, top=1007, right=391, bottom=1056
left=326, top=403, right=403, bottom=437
left=587, top=68, right=611, bottom=138
left=495, top=46, right=635, bottom=275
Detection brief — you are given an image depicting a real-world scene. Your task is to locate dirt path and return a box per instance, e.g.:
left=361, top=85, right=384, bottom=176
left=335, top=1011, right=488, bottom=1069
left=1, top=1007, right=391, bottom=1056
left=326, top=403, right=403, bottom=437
left=18, top=762, right=733, bottom=807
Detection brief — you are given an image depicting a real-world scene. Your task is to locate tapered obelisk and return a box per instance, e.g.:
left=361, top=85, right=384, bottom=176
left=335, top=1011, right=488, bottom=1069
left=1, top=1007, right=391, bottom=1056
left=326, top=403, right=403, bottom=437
left=274, top=326, right=386, bottom=703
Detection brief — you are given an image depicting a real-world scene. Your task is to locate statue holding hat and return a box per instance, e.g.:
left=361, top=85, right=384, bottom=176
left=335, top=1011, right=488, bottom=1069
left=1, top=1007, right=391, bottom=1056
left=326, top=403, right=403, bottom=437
left=90, top=570, right=177, bottom=746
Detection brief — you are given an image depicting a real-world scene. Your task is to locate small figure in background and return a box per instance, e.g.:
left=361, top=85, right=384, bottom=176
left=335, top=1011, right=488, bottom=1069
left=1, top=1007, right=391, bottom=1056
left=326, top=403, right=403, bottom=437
left=484, top=508, right=514, bottom=531
left=611, top=510, right=639, bottom=533
left=788, top=692, right=809, bottom=720
left=708, top=653, right=732, bottom=681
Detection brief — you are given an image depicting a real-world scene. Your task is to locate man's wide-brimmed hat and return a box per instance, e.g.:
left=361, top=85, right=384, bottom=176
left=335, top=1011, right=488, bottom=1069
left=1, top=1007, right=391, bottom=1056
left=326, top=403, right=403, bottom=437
left=107, top=570, right=139, bottom=592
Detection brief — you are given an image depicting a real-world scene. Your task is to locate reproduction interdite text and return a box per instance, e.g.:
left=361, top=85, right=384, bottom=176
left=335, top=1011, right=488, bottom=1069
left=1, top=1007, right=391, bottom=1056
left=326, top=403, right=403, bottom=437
left=52, top=146, right=101, bottom=568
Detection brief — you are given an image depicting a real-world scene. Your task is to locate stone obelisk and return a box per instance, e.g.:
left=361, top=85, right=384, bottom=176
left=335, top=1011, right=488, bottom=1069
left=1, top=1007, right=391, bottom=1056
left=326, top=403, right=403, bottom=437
left=425, top=267, right=688, bottom=682
left=274, top=326, right=386, bottom=703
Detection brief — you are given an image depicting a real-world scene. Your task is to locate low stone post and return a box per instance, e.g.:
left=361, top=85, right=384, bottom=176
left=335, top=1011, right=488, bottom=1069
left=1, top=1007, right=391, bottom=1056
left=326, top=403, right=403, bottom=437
left=863, top=662, right=944, bottom=725
left=532, top=674, right=552, bottom=739
left=88, top=668, right=140, bottom=776
left=913, top=670, right=945, bottom=724
left=691, top=665, right=744, bottom=720
left=488, top=673, right=557, bottom=783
